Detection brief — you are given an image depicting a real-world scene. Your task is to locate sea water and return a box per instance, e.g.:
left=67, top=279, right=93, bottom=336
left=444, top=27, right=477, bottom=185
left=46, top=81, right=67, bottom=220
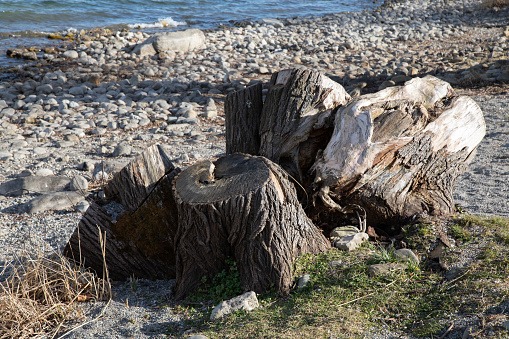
left=0, top=0, right=378, bottom=69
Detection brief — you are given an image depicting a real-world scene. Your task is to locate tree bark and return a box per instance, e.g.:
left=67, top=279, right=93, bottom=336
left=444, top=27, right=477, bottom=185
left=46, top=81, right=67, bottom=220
left=312, top=75, right=486, bottom=227
left=64, top=145, right=180, bottom=280
left=258, top=68, right=350, bottom=184
left=173, top=153, right=330, bottom=300
left=225, top=83, right=263, bottom=155
left=104, top=144, right=177, bottom=211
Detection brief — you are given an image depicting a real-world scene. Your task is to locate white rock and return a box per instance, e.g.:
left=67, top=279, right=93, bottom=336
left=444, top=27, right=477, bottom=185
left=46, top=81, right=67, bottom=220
left=63, top=50, right=79, bottom=59
left=35, top=168, right=54, bottom=176
left=335, top=232, right=369, bottom=251
left=210, top=291, right=259, bottom=321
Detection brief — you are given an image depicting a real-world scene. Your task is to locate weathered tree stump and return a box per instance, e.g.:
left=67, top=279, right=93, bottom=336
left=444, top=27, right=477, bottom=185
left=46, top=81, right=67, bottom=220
left=104, top=144, right=176, bottom=211
left=225, top=82, right=263, bottom=155
left=64, top=145, right=180, bottom=280
left=172, top=153, right=330, bottom=300
left=258, top=68, right=350, bottom=184
left=312, top=75, right=486, bottom=226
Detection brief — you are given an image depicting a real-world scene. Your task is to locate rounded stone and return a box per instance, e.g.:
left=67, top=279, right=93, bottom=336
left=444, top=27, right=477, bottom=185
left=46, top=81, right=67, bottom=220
left=70, top=175, right=89, bottom=191
left=394, top=249, right=420, bottom=264
left=112, top=143, right=132, bottom=157
left=35, top=168, right=54, bottom=176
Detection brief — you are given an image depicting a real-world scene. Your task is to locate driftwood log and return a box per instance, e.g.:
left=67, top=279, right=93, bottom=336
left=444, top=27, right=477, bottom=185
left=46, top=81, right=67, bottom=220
left=64, top=145, right=180, bottom=280
left=172, top=153, right=330, bottom=300
left=312, top=75, right=485, bottom=226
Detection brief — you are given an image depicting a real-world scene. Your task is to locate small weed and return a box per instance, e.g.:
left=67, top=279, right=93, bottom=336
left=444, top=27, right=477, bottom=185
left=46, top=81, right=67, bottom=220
left=130, top=276, right=138, bottom=292
left=187, top=257, right=242, bottom=304
left=449, top=224, right=472, bottom=243
left=370, top=243, right=396, bottom=263
left=402, top=218, right=436, bottom=251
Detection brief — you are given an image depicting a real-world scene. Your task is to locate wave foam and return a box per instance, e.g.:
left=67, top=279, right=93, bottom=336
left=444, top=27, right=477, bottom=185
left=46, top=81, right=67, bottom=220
left=128, top=17, right=186, bottom=29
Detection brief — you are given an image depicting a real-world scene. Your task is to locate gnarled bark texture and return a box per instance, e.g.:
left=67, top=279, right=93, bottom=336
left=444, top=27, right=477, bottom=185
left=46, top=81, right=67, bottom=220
left=64, top=145, right=180, bottom=280
left=173, top=153, right=330, bottom=300
left=104, top=144, right=176, bottom=211
left=313, top=75, right=486, bottom=226
left=225, top=83, right=263, bottom=155
left=258, top=68, right=350, bottom=184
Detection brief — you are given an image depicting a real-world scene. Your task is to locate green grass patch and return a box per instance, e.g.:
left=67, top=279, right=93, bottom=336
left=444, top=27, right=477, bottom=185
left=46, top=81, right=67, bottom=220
left=167, top=214, right=509, bottom=338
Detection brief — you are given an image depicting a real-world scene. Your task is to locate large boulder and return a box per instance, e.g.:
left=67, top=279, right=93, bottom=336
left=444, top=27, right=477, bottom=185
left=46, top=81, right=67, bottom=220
left=133, top=29, right=206, bottom=57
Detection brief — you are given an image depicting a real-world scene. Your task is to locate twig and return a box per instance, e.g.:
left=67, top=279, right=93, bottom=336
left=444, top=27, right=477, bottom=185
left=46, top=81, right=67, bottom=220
left=438, top=322, right=455, bottom=339
left=442, top=269, right=471, bottom=290
left=336, top=279, right=398, bottom=308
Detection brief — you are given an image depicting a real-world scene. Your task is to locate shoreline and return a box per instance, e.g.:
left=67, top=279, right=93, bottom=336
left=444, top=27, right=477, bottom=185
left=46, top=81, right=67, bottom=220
left=0, top=0, right=380, bottom=71
left=0, top=0, right=508, bottom=337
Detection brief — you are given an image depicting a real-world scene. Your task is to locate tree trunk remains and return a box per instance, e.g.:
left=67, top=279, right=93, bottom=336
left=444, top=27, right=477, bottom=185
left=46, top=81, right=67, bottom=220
left=172, top=153, right=330, bottom=300
left=258, top=68, right=350, bottom=184
left=104, top=144, right=176, bottom=211
left=225, top=82, right=263, bottom=155
left=312, top=75, right=486, bottom=227
left=64, top=145, right=180, bottom=280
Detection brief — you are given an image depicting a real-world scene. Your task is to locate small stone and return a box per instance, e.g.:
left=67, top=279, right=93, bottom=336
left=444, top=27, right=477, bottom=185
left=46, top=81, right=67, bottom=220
left=335, top=232, right=368, bottom=251
left=258, top=66, right=269, bottom=74
left=64, top=134, right=80, bottom=142
left=112, top=143, right=132, bottom=157
left=35, top=168, right=54, bottom=176
left=297, top=274, right=310, bottom=289
left=210, top=291, right=259, bottom=321
left=0, top=176, right=70, bottom=197
left=70, top=175, right=89, bottom=191
left=19, top=191, right=85, bottom=214
left=78, top=161, right=96, bottom=172
left=330, top=225, right=360, bottom=239
left=394, top=249, right=420, bottom=264
left=63, top=50, right=79, bottom=59
left=56, top=141, right=75, bottom=148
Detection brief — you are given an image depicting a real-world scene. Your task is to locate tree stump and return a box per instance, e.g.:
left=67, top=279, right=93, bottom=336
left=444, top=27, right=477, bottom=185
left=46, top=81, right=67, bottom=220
left=104, top=144, right=176, bottom=211
left=258, top=68, right=350, bottom=184
left=225, top=83, right=263, bottom=155
left=173, top=153, right=330, bottom=300
left=312, top=75, right=486, bottom=226
left=64, top=145, right=180, bottom=280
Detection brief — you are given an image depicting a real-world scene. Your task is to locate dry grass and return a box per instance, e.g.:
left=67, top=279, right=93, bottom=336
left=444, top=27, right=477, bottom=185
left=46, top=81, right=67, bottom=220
left=0, top=249, right=111, bottom=339
left=481, top=0, right=509, bottom=8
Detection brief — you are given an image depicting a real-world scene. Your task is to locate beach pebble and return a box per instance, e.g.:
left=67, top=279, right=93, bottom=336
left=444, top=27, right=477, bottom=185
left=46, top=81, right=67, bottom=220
left=70, top=175, right=89, bottom=191
left=35, top=168, right=54, bottom=176
left=63, top=50, right=79, bottom=59
left=112, top=143, right=132, bottom=157
left=19, top=191, right=85, bottom=214
left=210, top=291, right=259, bottom=321
left=0, top=176, right=70, bottom=197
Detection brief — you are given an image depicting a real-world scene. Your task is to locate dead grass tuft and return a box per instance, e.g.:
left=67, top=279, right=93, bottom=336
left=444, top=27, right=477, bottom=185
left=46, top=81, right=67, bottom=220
left=0, top=250, right=111, bottom=339
left=481, top=0, right=509, bottom=8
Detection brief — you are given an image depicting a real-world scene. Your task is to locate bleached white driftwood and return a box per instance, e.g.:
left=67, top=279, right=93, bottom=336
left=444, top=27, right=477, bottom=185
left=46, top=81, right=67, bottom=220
left=313, top=75, right=485, bottom=225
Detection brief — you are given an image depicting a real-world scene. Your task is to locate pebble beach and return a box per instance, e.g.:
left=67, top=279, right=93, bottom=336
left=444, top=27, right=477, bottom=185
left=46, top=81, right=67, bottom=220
left=0, top=0, right=508, bottom=337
